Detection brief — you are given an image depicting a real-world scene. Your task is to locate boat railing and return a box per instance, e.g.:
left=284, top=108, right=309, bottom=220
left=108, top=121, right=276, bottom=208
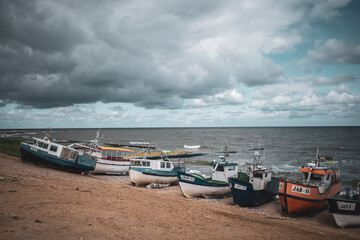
left=172, top=159, right=185, bottom=167
left=298, top=179, right=326, bottom=188
left=104, top=156, right=125, bottom=161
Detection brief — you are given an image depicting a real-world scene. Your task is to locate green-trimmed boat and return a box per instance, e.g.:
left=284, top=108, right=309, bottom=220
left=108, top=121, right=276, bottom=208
left=229, top=150, right=279, bottom=207
left=129, top=156, right=186, bottom=186
left=177, top=156, right=239, bottom=198
left=326, top=184, right=360, bottom=228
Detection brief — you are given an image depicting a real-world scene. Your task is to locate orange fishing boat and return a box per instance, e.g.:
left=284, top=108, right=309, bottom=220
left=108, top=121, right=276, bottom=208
left=278, top=149, right=341, bottom=215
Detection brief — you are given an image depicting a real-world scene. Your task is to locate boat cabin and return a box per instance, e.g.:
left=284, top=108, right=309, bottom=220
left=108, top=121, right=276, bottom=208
left=249, top=167, right=273, bottom=190
left=300, top=165, right=337, bottom=193
left=130, top=158, right=175, bottom=171
left=34, top=137, right=79, bottom=162
left=210, top=160, right=238, bottom=182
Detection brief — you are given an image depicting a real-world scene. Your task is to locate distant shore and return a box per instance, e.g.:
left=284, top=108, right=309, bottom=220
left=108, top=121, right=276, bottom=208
left=1, top=153, right=359, bottom=240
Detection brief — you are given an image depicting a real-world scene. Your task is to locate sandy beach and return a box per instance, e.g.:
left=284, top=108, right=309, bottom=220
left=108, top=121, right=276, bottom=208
left=1, top=153, right=359, bottom=240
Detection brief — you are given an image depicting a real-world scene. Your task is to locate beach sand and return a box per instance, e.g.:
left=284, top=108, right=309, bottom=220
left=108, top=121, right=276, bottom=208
left=1, top=153, right=359, bottom=240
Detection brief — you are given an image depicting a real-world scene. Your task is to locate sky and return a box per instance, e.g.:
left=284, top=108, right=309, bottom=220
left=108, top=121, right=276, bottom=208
left=0, top=0, right=360, bottom=128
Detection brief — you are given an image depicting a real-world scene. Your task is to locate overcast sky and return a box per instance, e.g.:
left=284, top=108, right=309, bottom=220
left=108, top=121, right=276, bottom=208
left=1, top=0, right=359, bottom=128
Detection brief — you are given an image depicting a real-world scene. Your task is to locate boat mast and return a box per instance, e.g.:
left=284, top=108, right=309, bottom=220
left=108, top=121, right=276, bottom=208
left=307, top=147, right=319, bottom=184
left=315, top=147, right=319, bottom=167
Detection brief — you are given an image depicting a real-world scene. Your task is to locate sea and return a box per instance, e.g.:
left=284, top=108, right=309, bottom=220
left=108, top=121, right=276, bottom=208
left=2, top=127, right=360, bottom=188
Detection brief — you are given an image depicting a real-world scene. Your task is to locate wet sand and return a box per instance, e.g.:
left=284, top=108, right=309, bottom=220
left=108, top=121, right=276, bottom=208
left=1, top=153, right=359, bottom=240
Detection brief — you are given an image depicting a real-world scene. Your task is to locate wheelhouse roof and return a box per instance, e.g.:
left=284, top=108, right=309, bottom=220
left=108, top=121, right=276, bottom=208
left=300, top=168, right=334, bottom=175
left=209, top=162, right=238, bottom=167
left=253, top=169, right=272, bottom=174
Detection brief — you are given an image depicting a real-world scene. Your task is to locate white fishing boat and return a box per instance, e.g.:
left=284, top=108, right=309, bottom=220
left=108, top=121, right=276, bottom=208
left=69, top=130, right=135, bottom=175
left=177, top=155, right=239, bottom=198
left=326, top=183, right=360, bottom=228
left=90, top=145, right=135, bottom=175
left=129, top=154, right=186, bottom=186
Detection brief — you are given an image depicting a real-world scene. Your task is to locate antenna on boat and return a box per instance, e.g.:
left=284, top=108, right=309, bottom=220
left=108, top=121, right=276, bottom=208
left=315, top=147, right=319, bottom=167
left=263, top=146, right=266, bottom=162
left=44, top=127, right=52, bottom=140
left=224, top=144, right=229, bottom=158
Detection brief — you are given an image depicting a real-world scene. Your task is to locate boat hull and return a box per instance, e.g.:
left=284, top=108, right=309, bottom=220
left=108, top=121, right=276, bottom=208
left=229, top=177, right=279, bottom=207
left=326, top=197, right=360, bottom=228
left=20, top=143, right=96, bottom=173
left=332, top=213, right=360, bottom=228
left=91, top=159, right=130, bottom=175
left=278, top=180, right=341, bottom=214
left=129, top=167, right=185, bottom=186
left=177, top=172, right=230, bottom=198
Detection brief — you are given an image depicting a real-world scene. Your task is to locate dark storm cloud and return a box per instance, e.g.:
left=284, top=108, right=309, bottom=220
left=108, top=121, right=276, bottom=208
left=2, top=0, right=348, bottom=110
left=0, top=0, right=294, bottom=110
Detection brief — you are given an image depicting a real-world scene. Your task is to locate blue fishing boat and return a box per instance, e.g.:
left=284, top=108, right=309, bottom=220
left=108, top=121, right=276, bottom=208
left=177, top=156, right=239, bottom=198
left=326, top=183, right=360, bottom=228
left=20, top=135, right=97, bottom=173
left=129, top=154, right=186, bottom=186
left=229, top=150, right=279, bottom=207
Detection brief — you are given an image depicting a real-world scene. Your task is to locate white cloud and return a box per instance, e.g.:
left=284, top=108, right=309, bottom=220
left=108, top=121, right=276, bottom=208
left=314, top=74, right=356, bottom=85
left=309, top=0, right=351, bottom=20
left=189, top=89, right=245, bottom=107
left=325, top=85, right=360, bottom=104
left=308, top=39, right=360, bottom=64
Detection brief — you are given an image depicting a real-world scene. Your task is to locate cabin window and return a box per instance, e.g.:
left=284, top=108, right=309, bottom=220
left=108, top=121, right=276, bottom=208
left=132, top=161, right=140, bottom=166
left=50, top=145, right=58, bottom=152
left=310, top=174, right=322, bottom=181
left=142, top=161, right=150, bottom=167
left=216, top=166, right=224, bottom=172
left=166, top=162, right=171, bottom=168
left=228, top=166, right=235, bottom=171
left=161, top=162, right=165, bottom=168
left=326, top=174, right=330, bottom=180
left=69, top=151, right=77, bottom=160
left=254, top=173, right=262, bottom=178
left=37, top=142, right=49, bottom=149
left=265, top=173, right=268, bottom=178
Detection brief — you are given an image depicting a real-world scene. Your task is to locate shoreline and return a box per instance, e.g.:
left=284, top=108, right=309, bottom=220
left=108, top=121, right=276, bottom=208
left=1, top=153, right=359, bottom=239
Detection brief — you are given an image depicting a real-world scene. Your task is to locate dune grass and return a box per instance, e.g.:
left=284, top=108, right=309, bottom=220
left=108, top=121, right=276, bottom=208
left=0, top=138, right=22, bottom=157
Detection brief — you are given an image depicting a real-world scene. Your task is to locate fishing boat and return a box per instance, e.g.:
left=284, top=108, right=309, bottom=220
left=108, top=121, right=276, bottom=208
left=73, top=144, right=136, bottom=175
left=69, top=130, right=135, bottom=175
left=278, top=148, right=341, bottom=215
left=229, top=150, right=279, bottom=207
left=20, top=134, right=97, bottom=173
left=326, top=183, right=360, bottom=228
left=177, top=155, right=239, bottom=198
left=129, top=154, right=186, bottom=186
